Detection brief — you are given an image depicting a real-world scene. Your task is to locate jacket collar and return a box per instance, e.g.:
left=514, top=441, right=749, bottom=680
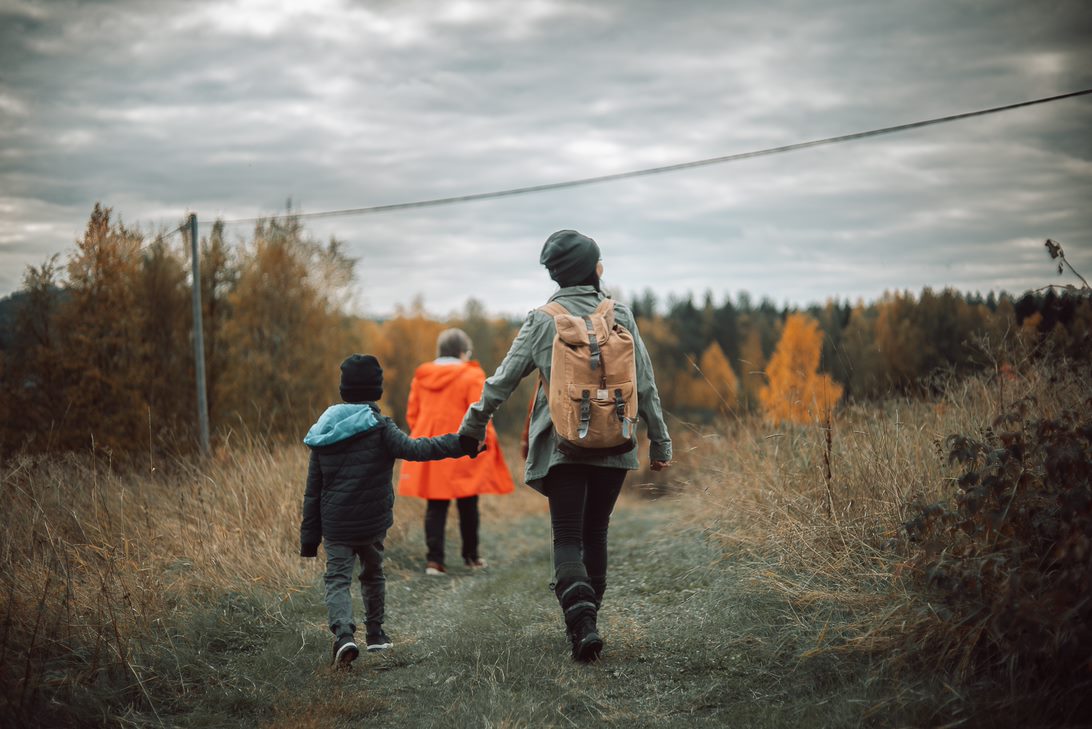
left=549, top=285, right=605, bottom=302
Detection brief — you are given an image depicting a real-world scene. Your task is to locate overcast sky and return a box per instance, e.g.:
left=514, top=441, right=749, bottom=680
left=2, top=0, right=1090, bottom=317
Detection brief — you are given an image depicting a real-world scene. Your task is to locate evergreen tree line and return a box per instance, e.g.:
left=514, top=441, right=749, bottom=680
left=1, top=205, right=1088, bottom=459
left=629, top=283, right=1090, bottom=420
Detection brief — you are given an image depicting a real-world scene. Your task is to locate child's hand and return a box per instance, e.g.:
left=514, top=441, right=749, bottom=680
left=650, top=460, right=671, bottom=472
left=458, top=435, right=486, bottom=458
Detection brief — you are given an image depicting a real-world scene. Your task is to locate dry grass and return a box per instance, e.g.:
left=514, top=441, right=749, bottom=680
left=675, top=359, right=1091, bottom=723
left=0, top=434, right=541, bottom=725
left=4, top=361, right=1089, bottom=727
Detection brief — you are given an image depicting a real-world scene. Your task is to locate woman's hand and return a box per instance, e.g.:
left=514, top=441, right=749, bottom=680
left=458, top=435, right=486, bottom=458
left=650, top=460, right=671, bottom=471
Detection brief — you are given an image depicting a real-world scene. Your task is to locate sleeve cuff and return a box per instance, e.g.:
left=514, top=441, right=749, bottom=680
left=650, top=443, right=672, bottom=462
left=300, top=543, right=319, bottom=558
left=458, top=419, right=487, bottom=441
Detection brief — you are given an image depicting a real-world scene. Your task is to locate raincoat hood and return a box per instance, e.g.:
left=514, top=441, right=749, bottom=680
left=414, top=360, right=481, bottom=391
left=303, top=403, right=381, bottom=447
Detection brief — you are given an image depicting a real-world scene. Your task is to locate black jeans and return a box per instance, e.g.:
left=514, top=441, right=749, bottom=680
left=425, top=496, right=479, bottom=565
left=543, top=464, right=626, bottom=602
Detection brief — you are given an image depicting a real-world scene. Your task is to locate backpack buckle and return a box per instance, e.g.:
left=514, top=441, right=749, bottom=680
left=578, top=390, right=592, bottom=439
left=613, top=388, right=631, bottom=439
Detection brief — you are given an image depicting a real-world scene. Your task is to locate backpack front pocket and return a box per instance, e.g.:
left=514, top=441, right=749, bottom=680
left=564, top=380, right=636, bottom=447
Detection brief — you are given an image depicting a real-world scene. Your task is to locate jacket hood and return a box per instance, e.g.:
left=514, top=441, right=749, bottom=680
left=414, top=360, right=480, bottom=391
left=303, top=403, right=381, bottom=447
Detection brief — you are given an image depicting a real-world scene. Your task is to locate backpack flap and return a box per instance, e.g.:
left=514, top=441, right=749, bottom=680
left=554, top=314, right=611, bottom=346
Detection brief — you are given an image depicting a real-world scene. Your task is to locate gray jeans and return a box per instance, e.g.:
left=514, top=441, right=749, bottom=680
left=324, top=538, right=385, bottom=637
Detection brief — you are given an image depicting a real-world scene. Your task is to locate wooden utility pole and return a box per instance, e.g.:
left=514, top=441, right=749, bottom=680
left=189, top=213, right=210, bottom=455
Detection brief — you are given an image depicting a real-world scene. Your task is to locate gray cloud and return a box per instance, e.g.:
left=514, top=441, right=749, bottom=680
left=2, top=0, right=1090, bottom=314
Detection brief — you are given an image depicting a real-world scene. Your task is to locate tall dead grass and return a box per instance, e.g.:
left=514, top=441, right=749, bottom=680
left=677, top=359, right=1091, bottom=723
left=0, top=434, right=539, bottom=724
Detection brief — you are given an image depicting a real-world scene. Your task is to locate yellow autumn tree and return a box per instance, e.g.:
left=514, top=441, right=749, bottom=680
left=676, top=340, right=739, bottom=416
left=53, top=204, right=149, bottom=454
left=759, top=313, right=843, bottom=423
left=218, top=216, right=357, bottom=436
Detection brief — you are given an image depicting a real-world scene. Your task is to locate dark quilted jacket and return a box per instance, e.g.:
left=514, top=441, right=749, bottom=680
left=300, top=402, right=462, bottom=553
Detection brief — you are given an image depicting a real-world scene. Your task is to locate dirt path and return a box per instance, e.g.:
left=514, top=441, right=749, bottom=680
left=170, top=502, right=882, bottom=729
left=244, top=499, right=877, bottom=729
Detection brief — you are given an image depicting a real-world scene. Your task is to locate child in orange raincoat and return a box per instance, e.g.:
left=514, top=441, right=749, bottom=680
left=397, top=329, right=514, bottom=574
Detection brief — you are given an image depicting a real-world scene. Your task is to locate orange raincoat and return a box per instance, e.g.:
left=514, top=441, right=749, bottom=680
left=397, top=360, right=515, bottom=500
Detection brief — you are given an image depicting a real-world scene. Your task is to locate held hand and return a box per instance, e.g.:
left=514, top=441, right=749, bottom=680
left=458, top=435, right=487, bottom=458
left=650, top=460, right=671, bottom=472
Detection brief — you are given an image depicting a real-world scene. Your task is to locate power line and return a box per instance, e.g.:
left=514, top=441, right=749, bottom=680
left=147, top=223, right=186, bottom=245
left=206, top=87, right=1092, bottom=227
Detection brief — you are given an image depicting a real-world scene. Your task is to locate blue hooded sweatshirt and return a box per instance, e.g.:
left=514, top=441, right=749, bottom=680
left=304, top=403, right=380, bottom=447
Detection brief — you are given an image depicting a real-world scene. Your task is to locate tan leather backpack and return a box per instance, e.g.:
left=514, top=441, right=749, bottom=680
left=535, top=299, right=639, bottom=456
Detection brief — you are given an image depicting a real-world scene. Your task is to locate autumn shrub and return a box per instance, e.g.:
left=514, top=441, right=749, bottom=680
left=680, top=350, right=1091, bottom=724
left=902, top=396, right=1092, bottom=686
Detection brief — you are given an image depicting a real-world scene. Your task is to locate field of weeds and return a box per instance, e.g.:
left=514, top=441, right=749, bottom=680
left=675, top=359, right=1091, bottom=725
left=1, top=360, right=1089, bottom=728
left=0, top=433, right=544, bottom=725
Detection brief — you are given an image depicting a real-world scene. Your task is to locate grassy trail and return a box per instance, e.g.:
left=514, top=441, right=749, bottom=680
left=210, top=498, right=884, bottom=729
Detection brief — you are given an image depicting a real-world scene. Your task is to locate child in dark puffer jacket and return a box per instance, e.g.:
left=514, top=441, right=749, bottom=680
left=300, top=354, right=481, bottom=668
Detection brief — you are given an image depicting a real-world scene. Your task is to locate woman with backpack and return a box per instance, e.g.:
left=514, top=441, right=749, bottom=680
left=459, top=230, right=672, bottom=662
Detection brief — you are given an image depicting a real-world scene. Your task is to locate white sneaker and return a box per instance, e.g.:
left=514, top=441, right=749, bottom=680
left=425, top=561, right=448, bottom=576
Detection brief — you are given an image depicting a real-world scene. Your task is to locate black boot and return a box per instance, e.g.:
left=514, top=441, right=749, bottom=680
left=587, top=574, right=606, bottom=610
left=557, top=578, right=603, bottom=662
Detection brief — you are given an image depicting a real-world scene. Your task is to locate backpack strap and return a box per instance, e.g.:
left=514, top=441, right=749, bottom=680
left=577, top=389, right=592, bottom=439
left=538, top=301, right=570, bottom=318
left=582, top=316, right=601, bottom=371
left=592, top=298, right=616, bottom=329
left=520, top=378, right=538, bottom=459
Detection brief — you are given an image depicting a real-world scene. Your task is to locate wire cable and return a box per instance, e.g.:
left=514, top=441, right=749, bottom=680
left=207, top=87, right=1092, bottom=226
left=147, top=223, right=186, bottom=246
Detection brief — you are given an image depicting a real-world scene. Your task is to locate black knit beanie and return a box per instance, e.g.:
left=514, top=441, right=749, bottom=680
left=539, top=230, right=601, bottom=286
left=340, top=354, right=383, bottom=403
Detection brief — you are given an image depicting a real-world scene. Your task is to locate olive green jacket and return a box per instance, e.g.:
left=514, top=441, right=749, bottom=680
left=459, top=285, right=672, bottom=493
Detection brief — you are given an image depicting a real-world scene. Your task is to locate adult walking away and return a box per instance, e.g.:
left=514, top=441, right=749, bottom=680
left=398, top=329, right=515, bottom=575
left=459, top=230, right=672, bottom=662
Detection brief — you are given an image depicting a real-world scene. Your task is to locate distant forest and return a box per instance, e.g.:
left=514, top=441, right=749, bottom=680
left=1, top=204, right=1089, bottom=459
